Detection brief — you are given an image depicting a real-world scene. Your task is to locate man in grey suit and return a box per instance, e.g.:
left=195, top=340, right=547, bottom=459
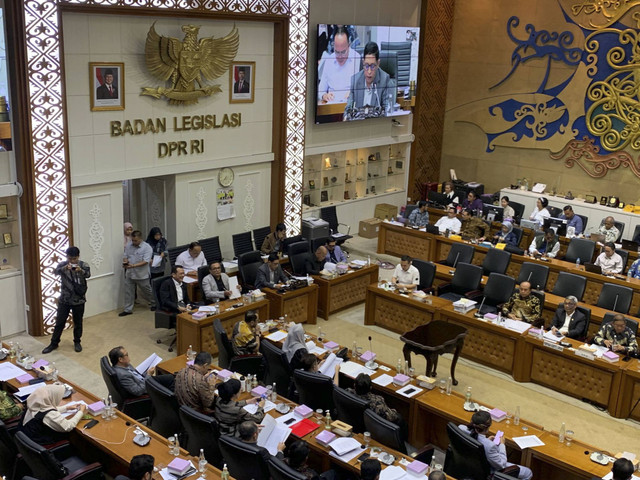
left=202, top=261, right=238, bottom=302
left=109, top=346, right=174, bottom=396
left=254, top=253, right=288, bottom=289
left=344, top=41, right=395, bottom=118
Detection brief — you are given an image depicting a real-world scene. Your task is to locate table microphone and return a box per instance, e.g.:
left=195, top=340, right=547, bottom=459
left=365, top=336, right=377, bottom=369
left=613, top=294, right=619, bottom=313
left=474, top=297, right=486, bottom=318
left=449, top=252, right=460, bottom=274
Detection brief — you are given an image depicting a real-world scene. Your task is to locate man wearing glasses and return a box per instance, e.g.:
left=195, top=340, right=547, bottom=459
left=317, top=26, right=361, bottom=104
left=345, top=41, right=395, bottom=117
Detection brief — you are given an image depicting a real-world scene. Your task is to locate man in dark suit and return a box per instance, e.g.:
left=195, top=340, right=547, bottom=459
left=96, top=68, right=118, bottom=99
left=304, top=246, right=328, bottom=275
left=234, top=67, right=250, bottom=93
left=237, top=421, right=284, bottom=464
left=159, top=265, right=191, bottom=313
left=549, top=295, right=586, bottom=339
left=254, top=253, right=287, bottom=289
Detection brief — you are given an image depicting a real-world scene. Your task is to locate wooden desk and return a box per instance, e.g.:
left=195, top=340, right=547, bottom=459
left=176, top=298, right=269, bottom=356
left=262, top=283, right=318, bottom=325
left=615, top=359, right=640, bottom=420
left=364, top=284, right=450, bottom=333
left=313, top=265, right=379, bottom=320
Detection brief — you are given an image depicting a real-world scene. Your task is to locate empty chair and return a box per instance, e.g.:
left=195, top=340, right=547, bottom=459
left=332, top=386, right=368, bottom=434
left=99, top=356, right=151, bottom=421
left=14, top=431, right=103, bottom=480
left=412, top=259, right=436, bottom=292
left=293, top=370, right=334, bottom=412
left=548, top=205, right=562, bottom=218
left=517, top=262, right=549, bottom=290
left=602, top=312, right=639, bottom=336
left=510, top=201, right=525, bottom=223
left=261, top=340, right=293, bottom=397
left=267, top=456, right=308, bottom=480
left=213, top=318, right=235, bottom=369
left=564, top=238, right=596, bottom=264
left=179, top=405, right=222, bottom=468
left=253, top=226, right=271, bottom=254
left=443, top=422, right=492, bottom=480
left=363, top=409, right=406, bottom=454
left=168, top=244, right=189, bottom=266
left=438, top=243, right=474, bottom=267
left=551, top=272, right=587, bottom=301
left=145, top=376, right=182, bottom=438
left=232, top=232, right=254, bottom=259
left=597, top=283, right=633, bottom=314
left=152, top=275, right=176, bottom=351
left=218, top=435, right=270, bottom=480
left=511, top=227, right=524, bottom=247
left=320, top=206, right=352, bottom=245
left=470, top=273, right=515, bottom=315
left=200, top=236, right=223, bottom=263
left=438, top=263, right=483, bottom=302
left=288, top=241, right=310, bottom=276
left=228, top=355, right=265, bottom=380
left=481, top=248, right=511, bottom=275
left=237, top=250, right=263, bottom=290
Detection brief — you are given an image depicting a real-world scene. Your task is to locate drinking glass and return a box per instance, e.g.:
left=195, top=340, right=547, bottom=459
left=109, top=403, right=118, bottom=419
left=521, top=425, right=529, bottom=433
left=505, top=410, right=512, bottom=425
left=408, top=367, right=416, bottom=379
left=433, top=464, right=443, bottom=472
left=198, top=457, right=208, bottom=479
left=168, top=436, right=177, bottom=456
left=565, top=430, right=574, bottom=447
left=363, top=431, right=371, bottom=449
left=439, top=379, right=446, bottom=394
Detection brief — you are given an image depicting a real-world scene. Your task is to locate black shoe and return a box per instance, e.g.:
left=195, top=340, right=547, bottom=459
left=74, top=343, right=82, bottom=352
left=150, top=306, right=156, bottom=311
left=118, top=311, right=132, bottom=317
left=42, top=344, right=57, bottom=354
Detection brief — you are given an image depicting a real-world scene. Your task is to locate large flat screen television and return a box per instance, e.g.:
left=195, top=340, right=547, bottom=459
left=315, top=24, right=420, bottom=124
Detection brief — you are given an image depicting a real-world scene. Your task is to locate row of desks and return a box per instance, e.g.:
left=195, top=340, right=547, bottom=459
left=365, top=282, right=640, bottom=421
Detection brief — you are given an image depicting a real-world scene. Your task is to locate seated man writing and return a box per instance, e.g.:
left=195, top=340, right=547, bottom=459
left=548, top=296, right=586, bottom=340
left=459, top=208, right=487, bottom=241
left=593, top=314, right=638, bottom=356
left=594, top=242, right=624, bottom=274
left=501, top=281, right=541, bottom=324
left=528, top=228, right=559, bottom=258
left=391, top=255, right=420, bottom=291
left=232, top=310, right=261, bottom=355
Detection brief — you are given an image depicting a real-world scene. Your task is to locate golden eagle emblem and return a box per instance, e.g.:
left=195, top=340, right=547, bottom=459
left=141, top=23, right=239, bottom=105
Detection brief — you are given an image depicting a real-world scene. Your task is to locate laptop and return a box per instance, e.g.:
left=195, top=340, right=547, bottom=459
left=621, top=239, right=639, bottom=252
left=584, top=263, right=602, bottom=274
left=425, top=224, right=440, bottom=235
left=519, top=219, right=539, bottom=230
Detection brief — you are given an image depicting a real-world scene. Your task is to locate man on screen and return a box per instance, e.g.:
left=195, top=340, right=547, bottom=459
left=317, top=26, right=361, bottom=104
left=344, top=41, right=395, bottom=117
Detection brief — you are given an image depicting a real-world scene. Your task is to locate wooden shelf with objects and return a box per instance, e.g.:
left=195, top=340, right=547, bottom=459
left=302, top=140, right=410, bottom=211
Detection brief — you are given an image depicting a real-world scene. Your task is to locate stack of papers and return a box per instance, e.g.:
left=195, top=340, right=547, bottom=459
left=319, top=353, right=343, bottom=378
left=543, top=331, right=563, bottom=343
left=306, top=340, right=327, bottom=356
left=266, top=331, right=288, bottom=342
left=512, top=435, right=545, bottom=449
left=14, top=383, right=46, bottom=402
left=0, top=362, right=26, bottom=381
left=372, top=374, right=394, bottom=387
left=329, top=437, right=361, bottom=456
left=352, top=260, right=367, bottom=266
left=339, top=361, right=375, bottom=379
left=503, top=318, right=531, bottom=333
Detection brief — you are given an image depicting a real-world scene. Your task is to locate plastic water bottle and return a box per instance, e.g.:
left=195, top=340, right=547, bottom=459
left=558, top=422, right=566, bottom=443
left=464, top=387, right=472, bottom=407
left=172, top=433, right=180, bottom=455
left=367, top=255, right=371, bottom=267
left=576, top=258, right=581, bottom=269
left=325, top=410, right=332, bottom=430
left=221, top=464, right=230, bottom=480
left=514, top=406, right=520, bottom=426
left=198, top=449, right=207, bottom=477
left=404, top=360, right=409, bottom=375
left=446, top=377, right=452, bottom=395
left=397, top=358, right=403, bottom=374
left=271, top=383, right=277, bottom=402
left=187, top=345, right=194, bottom=361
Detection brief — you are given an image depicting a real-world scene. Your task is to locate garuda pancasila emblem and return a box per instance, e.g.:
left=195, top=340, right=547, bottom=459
left=142, top=23, right=239, bottom=105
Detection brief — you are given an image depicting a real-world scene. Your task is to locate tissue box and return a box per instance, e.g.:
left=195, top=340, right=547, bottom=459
left=484, top=313, right=498, bottom=321
left=88, top=401, right=105, bottom=415
left=393, top=374, right=410, bottom=387
left=216, top=369, right=233, bottom=380
left=316, top=430, right=336, bottom=446
left=294, top=404, right=313, bottom=418
left=323, top=341, right=339, bottom=351
left=191, top=311, right=207, bottom=320
left=453, top=299, right=477, bottom=314
left=167, top=458, right=191, bottom=475
left=330, top=420, right=353, bottom=437
left=406, top=460, right=428, bottom=476
left=490, top=408, right=507, bottom=422
left=251, top=386, right=268, bottom=397
left=416, top=375, right=436, bottom=389
left=603, top=350, right=620, bottom=362
left=360, top=351, right=376, bottom=363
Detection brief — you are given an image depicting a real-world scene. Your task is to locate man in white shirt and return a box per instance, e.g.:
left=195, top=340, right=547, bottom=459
left=597, top=216, right=620, bottom=243
left=175, top=241, right=207, bottom=277
left=317, top=26, right=361, bottom=104
left=549, top=296, right=587, bottom=339
left=594, top=241, right=624, bottom=274
left=435, top=206, right=462, bottom=234
left=391, top=255, right=420, bottom=290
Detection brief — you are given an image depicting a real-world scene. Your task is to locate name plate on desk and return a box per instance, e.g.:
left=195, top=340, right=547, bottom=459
left=543, top=340, right=564, bottom=352
left=575, top=349, right=595, bottom=361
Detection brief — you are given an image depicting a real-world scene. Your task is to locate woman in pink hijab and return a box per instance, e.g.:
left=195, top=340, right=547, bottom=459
left=124, top=222, right=133, bottom=247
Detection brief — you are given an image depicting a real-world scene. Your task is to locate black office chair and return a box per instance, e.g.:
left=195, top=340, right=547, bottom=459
left=511, top=227, right=524, bottom=247
left=152, top=275, right=176, bottom=351
left=145, top=376, right=182, bottom=439
left=168, top=244, right=189, bottom=267
left=551, top=272, right=587, bottom=301
left=237, top=250, right=263, bottom=291
left=288, top=241, right=310, bottom=275
left=599, top=219, right=625, bottom=242
left=14, top=431, right=103, bottom=480
left=381, top=41, right=412, bottom=87
left=320, top=206, right=352, bottom=245
left=261, top=340, right=293, bottom=397
left=311, top=236, right=329, bottom=253
left=200, top=236, right=223, bottom=263
left=412, top=259, right=436, bottom=292
left=564, top=238, right=596, bottom=264
left=179, top=406, right=222, bottom=468
left=403, top=204, right=418, bottom=219
left=213, top=318, right=235, bottom=369
left=218, top=435, right=270, bottom=480
left=469, top=273, right=515, bottom=315
left=228, top=355, right=265, bottom=381
left=510, top=201, right=525, bottom=223
left=232, top=232, right=254, bottom=259
left=293, top=370, right=334, bottom=413
left=443, top=422, right=492, bottom=480
left=597, top=283, right=633, bottom=314
left=617, top=249, right=630, bottom=275
left=332, top=387, right=368, bottom=434
left=267, top=456, right=307, bottom=480
left=548, top=205, right=562, bottom=218
left=602, top=313, right=639, bottom=336
left=0, top=418, right=27, bottom=480
left=253, top=226, right=271, bottom=253
left=99, top=356, right=151, bottom=421
left=437, top=263, right=483, bottom=302
left=438, top=243, right=474, bottom=267
left=517, top=262, right=549, bottom=290
left=363, top=409, right=406, bottom=454
left=481, top=248, right=511, bottom=275
left=577, top=214, right=588, bottom=233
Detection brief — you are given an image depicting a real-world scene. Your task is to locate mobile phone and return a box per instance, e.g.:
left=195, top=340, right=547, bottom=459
left=357, top=452, right=370, bottom=462
left=623, top=356, right=631, bottom=362
left=493, top=430, right=504, bottom=445
left=403, top=388, right=416, bottom=395
left=83, top=419, right=99, bottom=429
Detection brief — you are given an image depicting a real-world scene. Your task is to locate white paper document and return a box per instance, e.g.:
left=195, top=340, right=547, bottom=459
left=258, top=414, right=291, bottom=456
left=503, top=318, right=531, bottom=334
left=306, top=340, right=327, bottom=356
left=182, top=276, right=197, bottom=284
left=14, top=382, right=46, bottom=401
left=372, top=374, right=394, bottom=387
left=352, top=259, right=367, bottom=266
left=543, top=331, right=563, bottom=343
left=329, top=437, right=361, bottom=456
left=266, top=330, right=288, bottom=342
left=244, top=400, right=276, bottom=415
left=136, top=353, right=163, bottom=375
left=380, top=465, right=408, bottom=480
left=275, top=411, right=299, bottom=427
left=151, top=255, right=163, bottom=268
left=512, top=435, right=545, bottom=449
left=329, top=447, right=364, bottom=463
left=396, top=384, right=424, bottom=398
left=198, top=305, right=217, bottom=312
left=319, top=353, right=343, bottom=378
left=339, top=361, right=375, bottom=379
left=228, top=276, right=241, bottom=299
left=0, top=362, right=26, bottom=381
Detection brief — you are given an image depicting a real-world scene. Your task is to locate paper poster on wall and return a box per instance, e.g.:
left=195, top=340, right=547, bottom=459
left=217, top=188, right=235, bottom=221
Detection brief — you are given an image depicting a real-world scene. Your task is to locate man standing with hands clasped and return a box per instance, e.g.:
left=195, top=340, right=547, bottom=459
left=43, top=246, right=91, bottom=354
left=120, top=230, right=155, bottom=316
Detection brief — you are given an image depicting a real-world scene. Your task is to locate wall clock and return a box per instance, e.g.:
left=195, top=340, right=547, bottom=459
left=218, top=167, right=234, bottom=187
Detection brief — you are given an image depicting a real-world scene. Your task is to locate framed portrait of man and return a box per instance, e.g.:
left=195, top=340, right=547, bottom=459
left=229, top=61, right=255, bottom=104
left=90, top=62, right=125, bottom=111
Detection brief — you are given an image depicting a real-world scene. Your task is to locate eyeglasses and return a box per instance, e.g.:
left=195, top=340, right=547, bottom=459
left=363, top=63, right=378, bottom=71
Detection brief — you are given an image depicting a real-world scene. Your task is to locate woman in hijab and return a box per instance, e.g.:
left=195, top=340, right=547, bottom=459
left=282, top=323, right=308, bottom=370
left=22, top=384, right=86, bottom=445
left=493, top=221, right=518, bottom=246
left=124, top=222, right=134, bottom=248
left=146, top=227, right=169, bottom=279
